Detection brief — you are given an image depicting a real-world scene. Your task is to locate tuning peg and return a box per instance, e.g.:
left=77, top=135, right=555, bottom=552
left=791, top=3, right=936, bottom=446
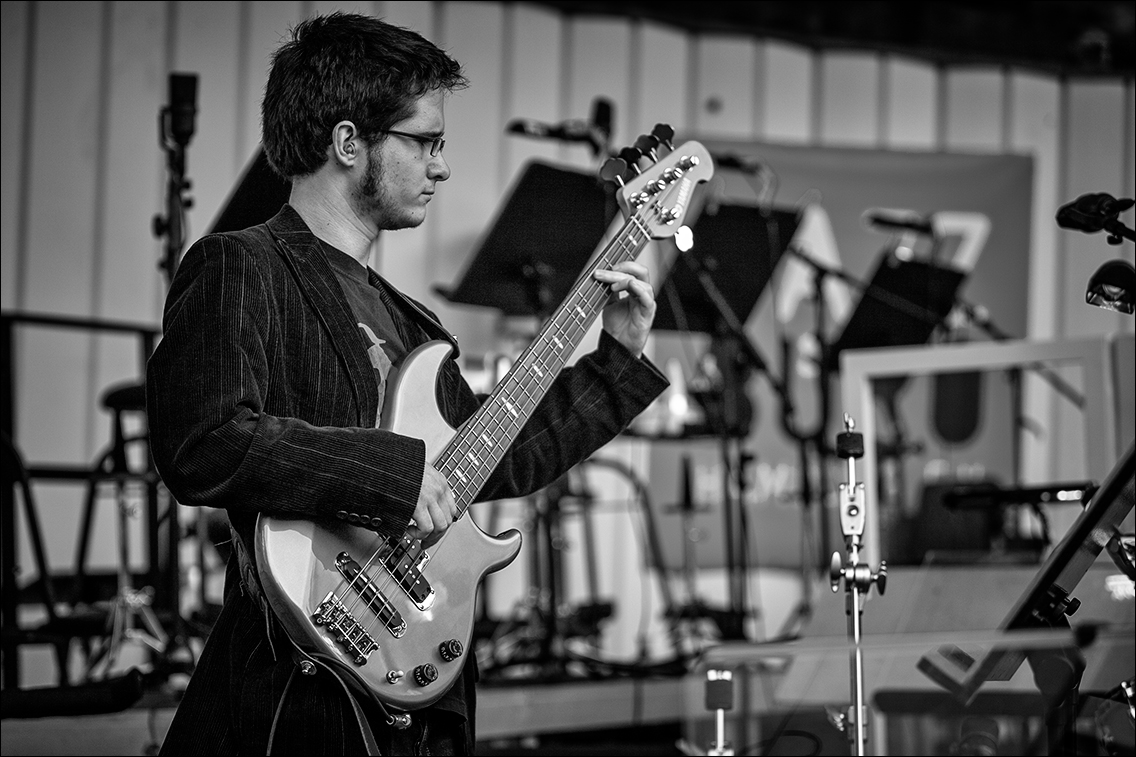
left=600, top=157, right=628, bottom=187
left=651, top=124, right=675, bottom=149
left=619, top=147, right=643, bottom=174
left=634, top=134, right=660, bottom=162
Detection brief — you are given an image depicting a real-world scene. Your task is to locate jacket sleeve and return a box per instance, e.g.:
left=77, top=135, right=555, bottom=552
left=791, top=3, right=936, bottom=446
left=145, top=235, right=420, bottom=540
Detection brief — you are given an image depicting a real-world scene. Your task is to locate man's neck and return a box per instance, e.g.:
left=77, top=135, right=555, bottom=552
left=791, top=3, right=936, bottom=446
left=288, top=180, right=375, bottom=267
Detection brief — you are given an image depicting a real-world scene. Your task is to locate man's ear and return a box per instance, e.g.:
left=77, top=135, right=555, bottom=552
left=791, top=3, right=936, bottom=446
left=331, top=121, right=358, bottom=167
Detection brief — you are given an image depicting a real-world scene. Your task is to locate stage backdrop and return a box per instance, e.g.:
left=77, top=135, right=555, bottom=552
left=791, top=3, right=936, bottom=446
left=641, top=140, right=1032, bottom=587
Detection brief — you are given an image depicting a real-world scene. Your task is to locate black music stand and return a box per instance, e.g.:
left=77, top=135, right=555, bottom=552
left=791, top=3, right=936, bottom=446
left=435, top=160, right=617, bottom=317
left=209, top=147, right=292, bottom=233
left=654, top=204, right=800, bottom=333
left=654, top=203, right=801, bottom=640
left=826, top=253, right=967, bottom=373
left=918, top=438, right=1135, bottom=754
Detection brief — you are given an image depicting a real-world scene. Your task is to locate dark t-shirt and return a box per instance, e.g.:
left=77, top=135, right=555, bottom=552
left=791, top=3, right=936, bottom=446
left=320, top=240, right=408, bottom=426
left=319, top=239, right=473, bottom=726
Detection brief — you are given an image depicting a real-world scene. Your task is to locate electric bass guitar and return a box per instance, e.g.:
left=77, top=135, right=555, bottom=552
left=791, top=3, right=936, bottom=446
left=254, top=127, right=713, bottom=710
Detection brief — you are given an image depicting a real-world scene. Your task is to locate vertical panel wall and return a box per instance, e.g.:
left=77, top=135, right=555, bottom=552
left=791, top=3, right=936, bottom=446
left=18, top=0, right=104, bottom=488
left=0, top=1, right=30, bottom=308
left=882, top=56, right=938, bottom=150
left=762, top=40, right=814, bottom=144
left=432, top=1, right=508, bottom=354
left=819, top=51, right=879, bottom=147
left=694, top=35, right=759, bottom=140
left=1010, top=72, right=1063, bottom=488
left=1, top=0, right=1134, bottom=680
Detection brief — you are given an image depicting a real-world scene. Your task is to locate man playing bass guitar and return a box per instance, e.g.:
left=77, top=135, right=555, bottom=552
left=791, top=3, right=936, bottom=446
left=147, top=11, right=672, bottom=756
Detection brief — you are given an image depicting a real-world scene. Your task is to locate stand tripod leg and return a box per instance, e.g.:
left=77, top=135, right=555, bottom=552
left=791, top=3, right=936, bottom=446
left=86, top=477, right=170, bottom=680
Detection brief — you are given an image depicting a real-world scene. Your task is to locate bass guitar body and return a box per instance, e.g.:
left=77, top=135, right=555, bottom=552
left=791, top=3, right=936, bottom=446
left=255, top=342, right=522, bottom=711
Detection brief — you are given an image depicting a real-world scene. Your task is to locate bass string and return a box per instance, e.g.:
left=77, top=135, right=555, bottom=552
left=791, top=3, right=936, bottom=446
left=333, top=190, right=668, bottom=642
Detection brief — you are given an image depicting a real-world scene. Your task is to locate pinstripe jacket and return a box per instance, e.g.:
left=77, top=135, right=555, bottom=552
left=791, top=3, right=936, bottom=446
left=146, top=204, right=668, bottom=754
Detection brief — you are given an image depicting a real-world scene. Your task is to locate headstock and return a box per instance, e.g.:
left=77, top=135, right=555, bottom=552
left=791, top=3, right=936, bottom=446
left=600, top=125, right=714, bottom=244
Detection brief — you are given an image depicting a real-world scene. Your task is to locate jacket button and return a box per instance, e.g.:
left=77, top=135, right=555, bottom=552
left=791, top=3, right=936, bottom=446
left=336, top=510, right=348, bottom=520
left=370, top=516, right=383, bottom=527
left=347, top=513, right=360, bottom=523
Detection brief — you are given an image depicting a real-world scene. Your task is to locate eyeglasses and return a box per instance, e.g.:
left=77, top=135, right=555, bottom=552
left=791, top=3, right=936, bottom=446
left=383, top=129, right=446, bottom=157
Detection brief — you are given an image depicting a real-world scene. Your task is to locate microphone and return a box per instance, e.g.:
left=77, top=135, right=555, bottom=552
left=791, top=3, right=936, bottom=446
left=712, top=152, right=765, bottom=174
left=167, top=72, right=198, bottom=147
left=863, top=209, right=934, bottom=236
left=1056, top=192, right=1135, bottom=233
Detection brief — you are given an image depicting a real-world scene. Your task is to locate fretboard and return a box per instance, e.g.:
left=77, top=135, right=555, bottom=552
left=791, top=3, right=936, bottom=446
left=438, top=211, right=653, bottom=512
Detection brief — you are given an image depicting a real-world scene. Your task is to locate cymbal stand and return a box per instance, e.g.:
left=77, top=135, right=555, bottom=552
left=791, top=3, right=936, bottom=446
left=827, top=414, right=887, bottom=757
left=85, top=473, right=169, bottom=680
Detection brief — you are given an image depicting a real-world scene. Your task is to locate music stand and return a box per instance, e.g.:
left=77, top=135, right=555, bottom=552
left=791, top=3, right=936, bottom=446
left=209, top=147, right=292, bottom=233
left=918, top=438, right=1135, bottom=752
left=826, top=253, right=967, bottom=373
left=435, top=160, right=617, bottom=317
left=653, top=204, right=800, bottom=333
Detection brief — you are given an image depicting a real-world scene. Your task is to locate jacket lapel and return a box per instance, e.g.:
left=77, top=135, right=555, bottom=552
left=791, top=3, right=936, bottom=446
left=265, top=206, right=379, bottom=427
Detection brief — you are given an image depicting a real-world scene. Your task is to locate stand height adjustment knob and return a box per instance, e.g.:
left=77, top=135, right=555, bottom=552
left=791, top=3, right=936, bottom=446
left=829, top=552, right=845, bottom=592
left=875, top=562, right=888, bottom=595
left=836, top=413, right=864, bottom=459
left=836, top=431, right=864, bottom=459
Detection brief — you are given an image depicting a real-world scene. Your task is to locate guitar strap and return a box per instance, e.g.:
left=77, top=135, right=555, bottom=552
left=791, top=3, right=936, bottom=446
left=230, top=524, right=400, bottom=756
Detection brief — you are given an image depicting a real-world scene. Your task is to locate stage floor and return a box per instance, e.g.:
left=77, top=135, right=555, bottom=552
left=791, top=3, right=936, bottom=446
left=0, top=675, right=687, bottom=756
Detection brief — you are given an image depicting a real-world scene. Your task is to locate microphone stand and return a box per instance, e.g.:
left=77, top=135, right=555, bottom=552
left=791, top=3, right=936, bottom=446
left=773, top=247, right=834, bottom=640
left=677, top=245, right=783, bottom=640
left=153, top=95, right=195, bottom=285
left=827, top=414, right=887, bottom=757
left=145, top=74, right=197, bottom=689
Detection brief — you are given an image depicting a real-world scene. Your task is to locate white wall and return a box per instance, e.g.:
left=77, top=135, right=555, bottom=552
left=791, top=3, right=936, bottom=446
left=2, top=0, right=1134, bottom=674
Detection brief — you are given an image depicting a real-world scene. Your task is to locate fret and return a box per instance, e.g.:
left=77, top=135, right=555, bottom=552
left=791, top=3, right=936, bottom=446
left=437, top=204, right=659, bottom=510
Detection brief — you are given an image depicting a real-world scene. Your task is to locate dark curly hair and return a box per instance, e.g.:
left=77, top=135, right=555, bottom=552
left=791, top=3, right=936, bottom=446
left=261, top=12, right=467, bottom=179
